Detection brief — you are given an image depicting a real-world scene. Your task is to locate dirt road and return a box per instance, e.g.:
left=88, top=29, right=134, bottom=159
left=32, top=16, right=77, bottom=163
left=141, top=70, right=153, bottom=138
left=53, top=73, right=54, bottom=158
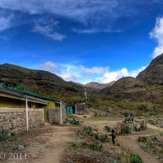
left=117, top=135, right=159, bottom=163
left=147, top=123, right=163, bottom=132
left=29, top=125, right=76, bottom=163
left=83, top=119, right=161, bottom=163
left=4, top=125, right=76, bottom=163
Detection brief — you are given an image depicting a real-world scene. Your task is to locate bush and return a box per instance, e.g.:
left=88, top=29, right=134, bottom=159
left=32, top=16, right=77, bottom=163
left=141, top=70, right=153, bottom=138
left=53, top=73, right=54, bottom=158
left=70, top=141, right=102, bottom=152
left=120, top=124, right=132, bottom=135
left=83, top=126, right=94, bottom=136
left=0, top=128, right=9, bottom=141
left=89, top=143, right=102, bottom=151
left=130, top=154, right=143, bottom=163
left=98, top=134, right=108, bottom=143
left=138, top=136, right=147, bottom=143
left=140, top=120, right=147, bottom=130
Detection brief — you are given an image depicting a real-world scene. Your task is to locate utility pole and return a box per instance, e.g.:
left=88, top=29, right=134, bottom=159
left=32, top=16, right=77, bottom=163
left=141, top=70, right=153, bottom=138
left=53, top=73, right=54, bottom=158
left=84, top=88, right=88, bottom=114
left=60, top=101, right=63, bottom=125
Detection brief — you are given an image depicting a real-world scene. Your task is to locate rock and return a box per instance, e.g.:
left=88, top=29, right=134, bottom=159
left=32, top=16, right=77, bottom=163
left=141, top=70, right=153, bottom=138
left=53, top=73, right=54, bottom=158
left=134, top=123, right=141, bottom=131
left=105, top=126, right=112, bottom=132
left=138, top=136, right=147, bottom=142
left=18, top=145, right=25, bottom=150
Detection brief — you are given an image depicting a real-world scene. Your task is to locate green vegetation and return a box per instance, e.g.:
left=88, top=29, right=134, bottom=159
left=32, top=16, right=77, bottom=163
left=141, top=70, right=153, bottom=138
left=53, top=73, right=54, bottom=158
left=83, top=126, right=108, bottom=142
left=70, top=141, right=102, bottom=152
left=120, top=124, right=132, bottom=135
left=138, top=134, right=163, bottom=161
left=0, top=128, right=9, bottom=141
left=148, top=117, right=163, bottom=128
left=130, top=154, right=143, bottom=163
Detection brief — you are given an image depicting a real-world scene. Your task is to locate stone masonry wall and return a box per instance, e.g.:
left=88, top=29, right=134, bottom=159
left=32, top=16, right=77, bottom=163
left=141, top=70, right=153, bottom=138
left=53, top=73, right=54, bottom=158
left=0, top=109, right=44, bottom=134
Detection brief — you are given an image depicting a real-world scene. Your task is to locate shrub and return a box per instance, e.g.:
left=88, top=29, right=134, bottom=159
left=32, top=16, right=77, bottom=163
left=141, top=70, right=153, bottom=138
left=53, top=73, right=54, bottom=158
left=138, top=136, right=147, bottom=143
left=89, top=143, right=102, bottom=151
left=0, top=128, right=9, bottom=141
left=70, top=141, right=102, bottom=152
left=83, top=126, right=94, bottom=136
left=120, top=124, right=132, bottom=135
left=98, top=134, right=108, bottom=143
left=140, top=120, right=147, bottom=130
left=130, top=154, right=143, bottom=163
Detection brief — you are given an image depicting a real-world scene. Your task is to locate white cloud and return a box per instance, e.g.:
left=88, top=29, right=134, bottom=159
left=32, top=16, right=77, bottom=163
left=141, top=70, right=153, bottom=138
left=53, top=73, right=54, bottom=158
left=42, top=61, right=57, bottom=72
left=59, top=72, right=78, bottom=82
left=33, top=23, right=67, bottom=41
left=41, top=61, right=146, bottom=84
left=72, top=28, right=100, bottom=34
left=1, top=0, right=162, bottom=33
left=79, top=65, right=108, bottom=75
left=102, top=68, right=129, bottom=83
left=0, top=0, right=118, bottom=24
left=0, top=15, right=13, bottom=31
left=150, top=17, right=163, bottom=58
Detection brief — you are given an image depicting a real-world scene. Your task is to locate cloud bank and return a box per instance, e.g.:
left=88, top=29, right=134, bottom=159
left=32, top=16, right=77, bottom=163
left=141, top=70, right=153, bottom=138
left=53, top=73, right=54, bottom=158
left=150, top=17, right=163, bottom=58
left=0, top=0, right=163, bottom=33
left=41, top=61, right=146, bottom=84
left=33, top=23, right=66, bottom=41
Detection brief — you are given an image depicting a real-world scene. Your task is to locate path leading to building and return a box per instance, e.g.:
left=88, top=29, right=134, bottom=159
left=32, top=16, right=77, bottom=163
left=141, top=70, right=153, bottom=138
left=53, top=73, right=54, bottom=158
left=29, top=125, right=76, bottom=163
left=5, top=125, right=76, bottom=163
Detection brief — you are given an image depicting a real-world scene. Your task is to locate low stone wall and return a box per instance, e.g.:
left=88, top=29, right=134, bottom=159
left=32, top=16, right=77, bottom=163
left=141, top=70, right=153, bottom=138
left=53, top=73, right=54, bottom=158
left=0, top=109, right=44, bottom=134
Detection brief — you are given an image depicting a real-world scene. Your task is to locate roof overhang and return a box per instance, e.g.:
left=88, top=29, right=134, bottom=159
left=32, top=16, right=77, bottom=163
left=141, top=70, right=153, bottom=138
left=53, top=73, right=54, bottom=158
left=0, top=88, right=48, bottom=105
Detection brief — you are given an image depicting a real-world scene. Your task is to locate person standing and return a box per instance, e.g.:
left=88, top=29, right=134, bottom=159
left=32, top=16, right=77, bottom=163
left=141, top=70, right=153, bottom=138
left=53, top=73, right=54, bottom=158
left=111, top=129, right=116, bottom=145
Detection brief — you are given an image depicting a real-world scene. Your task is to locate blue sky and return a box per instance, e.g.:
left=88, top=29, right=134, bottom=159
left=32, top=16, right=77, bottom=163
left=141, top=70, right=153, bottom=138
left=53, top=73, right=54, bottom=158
left=0, top=0, right=163, bottom=84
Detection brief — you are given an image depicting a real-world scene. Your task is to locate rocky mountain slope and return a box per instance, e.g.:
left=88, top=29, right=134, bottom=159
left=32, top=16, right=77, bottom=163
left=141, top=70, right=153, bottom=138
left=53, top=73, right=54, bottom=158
left=101, top=54, right=163, bottom=110
left=137, top=53, right=163, bottom=84
left=85, top=81, right=115, bottom=90
left=0, top=64, right=84, bottom=102
left=0, top=53, right=163, bottom=115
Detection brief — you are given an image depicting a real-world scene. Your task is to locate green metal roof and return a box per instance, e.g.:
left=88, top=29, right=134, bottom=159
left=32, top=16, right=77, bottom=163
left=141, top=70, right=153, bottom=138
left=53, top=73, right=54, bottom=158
left=0, top=82, right=60, bottom=102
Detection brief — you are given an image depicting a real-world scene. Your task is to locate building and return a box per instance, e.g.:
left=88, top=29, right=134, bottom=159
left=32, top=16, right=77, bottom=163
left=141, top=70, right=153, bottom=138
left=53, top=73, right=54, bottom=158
left=0, top=84, right=66, bottom=134
left=66, top=100, right=87, bottom=115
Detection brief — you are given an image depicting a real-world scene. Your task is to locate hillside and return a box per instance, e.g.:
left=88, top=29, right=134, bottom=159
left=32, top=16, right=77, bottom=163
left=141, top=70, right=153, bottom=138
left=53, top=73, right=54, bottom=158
left=137, top=53, right=163, bottom=84
left=0, top=64, right=84, bottom=102
left=99, top=54, right=163, bottom=115
left=85, top=81, right=115, bottom=90
left=101, top=77, right=146, bottom=98
left=0, top=53, right=163, bottom=115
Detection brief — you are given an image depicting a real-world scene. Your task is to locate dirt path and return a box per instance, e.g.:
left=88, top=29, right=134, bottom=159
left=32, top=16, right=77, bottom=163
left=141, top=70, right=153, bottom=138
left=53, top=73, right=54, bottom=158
left=83, top=119, right=161, bottom=163
left=147, top=123, right=163, bottom=132
left=117, top=135, right=159, bottom=163
left=29, top=125, right=76, bottom=163
left=119, top=121, right=163, bottom=162
left=5, top=125, right=76, bottom=163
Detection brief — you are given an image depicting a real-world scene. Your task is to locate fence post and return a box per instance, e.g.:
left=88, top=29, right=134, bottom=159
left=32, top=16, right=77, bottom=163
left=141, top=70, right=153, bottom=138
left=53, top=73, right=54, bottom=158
left=25, top=97, right=29, bottom=131
left=60, top=101, right=62, bottom=125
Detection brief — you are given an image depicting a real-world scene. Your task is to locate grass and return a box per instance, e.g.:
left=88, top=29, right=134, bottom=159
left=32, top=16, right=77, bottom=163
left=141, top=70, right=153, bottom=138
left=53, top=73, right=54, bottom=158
left=70, top=141, right=103, bottom=152
left=130, top=154, right=144, bottom=163
left=0, top=129, right=9, bottom=141
left=138, top=134, right=163, bottom=161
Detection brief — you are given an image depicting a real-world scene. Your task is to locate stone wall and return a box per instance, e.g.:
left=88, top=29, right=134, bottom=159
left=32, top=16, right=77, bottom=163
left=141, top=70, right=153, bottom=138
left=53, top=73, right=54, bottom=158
left=0, top=109, right=44, bottom=134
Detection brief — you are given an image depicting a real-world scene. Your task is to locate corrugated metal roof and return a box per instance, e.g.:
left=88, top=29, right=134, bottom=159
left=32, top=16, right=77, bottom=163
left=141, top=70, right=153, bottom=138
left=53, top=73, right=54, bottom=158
left=0, top=84, right=60, bottom=103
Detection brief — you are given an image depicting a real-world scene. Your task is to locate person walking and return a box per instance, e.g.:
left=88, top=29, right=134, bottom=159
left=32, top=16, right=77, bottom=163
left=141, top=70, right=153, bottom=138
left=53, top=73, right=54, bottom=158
left=111, top=129, right=116, bottom=145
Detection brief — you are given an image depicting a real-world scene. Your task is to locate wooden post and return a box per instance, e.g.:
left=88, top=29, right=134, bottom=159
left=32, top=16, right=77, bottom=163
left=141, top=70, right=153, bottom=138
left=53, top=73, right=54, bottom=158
left=25, top=97, right=29, bottom=131
left=60, top=101, right=62, bottom=125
